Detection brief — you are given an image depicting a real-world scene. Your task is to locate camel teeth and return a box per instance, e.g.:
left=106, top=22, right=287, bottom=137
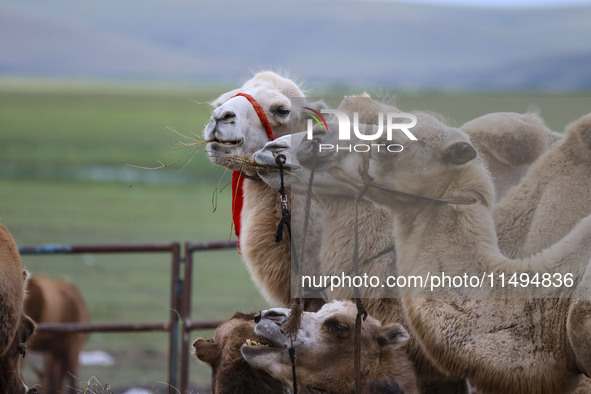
left=244, top=338, right=268, bottom=347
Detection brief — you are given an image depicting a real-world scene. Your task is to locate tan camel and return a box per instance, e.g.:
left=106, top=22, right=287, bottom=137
left=256, top=126, right=471, bottom=392
left=241, top=300, right=418, bottom=393
left=302, top=111, right=591, bottom=393
left=491, top=112, right=591, bottom=393
left=461, top=111, right=562, bottom=201
left=0, top=223, right=37, bottom=393
left=494, top=113, right=591, bottom=259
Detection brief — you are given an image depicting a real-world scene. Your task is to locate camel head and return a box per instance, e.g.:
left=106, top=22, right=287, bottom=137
left=241, top=300, right=411, bottom=393
left=252, top=133, right=302, bottom=188
left=193, top=312, right=285, bottom=394
left=204, top=71, right=326, bottom=174
left=297, top=112, right=494, bottom=211
left=253, top=131, right=339, bottom=199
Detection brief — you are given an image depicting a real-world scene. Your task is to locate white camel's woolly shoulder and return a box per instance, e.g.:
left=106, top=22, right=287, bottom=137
left=494, top=112, right=591, bottom=259
left=241, top=300, right=418, bottom=394
left=461, top=111, right=562, bottom=201
left=297, top=111, right=591, bottom=393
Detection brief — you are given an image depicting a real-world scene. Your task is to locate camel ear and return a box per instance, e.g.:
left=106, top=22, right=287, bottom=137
left=193, top=338, right=220, bottom=366
left=377, top=323, right=409, bottom=348
left=210, top=88, right=241, bottom=108
left=22, top=270, right=31, bottom=288
left=21, top=315, right=36, bottom=342
left=304, top=99, right=328, bottom=114
left=443, top=141, right=477, bottom=165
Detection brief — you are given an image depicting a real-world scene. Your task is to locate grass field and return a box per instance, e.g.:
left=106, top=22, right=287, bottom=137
left=0, top=79, right=267, bottom=391
left=1, top=78, right=590, bottom=391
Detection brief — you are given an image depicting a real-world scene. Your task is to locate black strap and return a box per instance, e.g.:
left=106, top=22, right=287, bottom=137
left=289, top=345, right=298, bottom=394
left=353, top=191, right=368, bottom=394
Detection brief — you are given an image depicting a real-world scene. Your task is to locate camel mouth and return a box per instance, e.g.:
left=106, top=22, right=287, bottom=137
left=296, top=139, right=336, bottom=169
left=240, top=334, right=285, bottom=360
left=205, top=137, right=244, bottom=147
left=297, top=150, right=334, bottom=170
left=243, top=338, right=272, bottom=348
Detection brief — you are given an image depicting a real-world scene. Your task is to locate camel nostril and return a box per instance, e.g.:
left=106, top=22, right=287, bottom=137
left=260, top=310, right=288, bottom=325
left=27, top=388, right=38, bottom=394
left=215, top=110, right=236, bottom=123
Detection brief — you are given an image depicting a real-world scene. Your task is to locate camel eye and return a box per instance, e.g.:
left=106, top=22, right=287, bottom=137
left=273, top=107, right=291, bottom=118
left=324, top=318, right=351, bottom=337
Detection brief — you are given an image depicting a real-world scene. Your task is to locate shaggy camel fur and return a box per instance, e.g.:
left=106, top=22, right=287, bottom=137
left=241, top=300, right=417, bottom=393
left=494, top=113, right=591, bottom=259
left=203, top=71, right=325, bottom=307
left=491, top=113, right=591, bottom=393
left=193, top=312, right=289, bottom=394
left=322, top=96, right=475, bottom=392
left=461, top=111, right=562, bottom=202
left=25, top=276, right=89, bottom=394
left=0, top=223, right=36, bottom=393
left=258, top=96, right=471, bottom=393
left=310, top=111, right=591, bottom=393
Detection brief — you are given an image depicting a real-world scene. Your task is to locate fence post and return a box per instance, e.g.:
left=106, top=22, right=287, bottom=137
left=168, top=242, right=182, bottom=392
left=180, top=242, right=194, bottom=394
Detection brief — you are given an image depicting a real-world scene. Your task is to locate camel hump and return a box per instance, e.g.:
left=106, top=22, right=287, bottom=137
left=462, top=112, right=553, bottom=165
left=565, top=112, right=591, bottom=157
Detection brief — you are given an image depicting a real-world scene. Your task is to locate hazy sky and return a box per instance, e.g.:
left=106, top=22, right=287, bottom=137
left=389, top=0, right=591, bottom=7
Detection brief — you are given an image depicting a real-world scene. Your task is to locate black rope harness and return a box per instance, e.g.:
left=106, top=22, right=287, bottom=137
left=274, top=154, right=300, bottom=394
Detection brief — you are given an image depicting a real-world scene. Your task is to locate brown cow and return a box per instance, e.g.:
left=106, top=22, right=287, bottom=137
left=0, top=223, right=37, bottom=393
left=25, top=276, right=89, bottom=394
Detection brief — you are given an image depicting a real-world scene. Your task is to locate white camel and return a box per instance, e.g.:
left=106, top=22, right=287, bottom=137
left=297, top=111, right=591, bottom=393
left=203, top=71, right=325, bottom=307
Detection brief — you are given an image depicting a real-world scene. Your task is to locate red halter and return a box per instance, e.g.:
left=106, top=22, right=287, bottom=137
left=228, top=93, right=277, bottom=246
left=231, top=93, right=276, bottom=142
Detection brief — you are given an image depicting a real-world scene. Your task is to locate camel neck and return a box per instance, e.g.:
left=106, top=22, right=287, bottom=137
left=393, top=200, right=501, bottom=280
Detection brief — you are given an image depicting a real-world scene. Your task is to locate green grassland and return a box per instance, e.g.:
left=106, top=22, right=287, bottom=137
left=1, top=79, right=590, bottom=391
left=0, top=80, right=265, bottom=391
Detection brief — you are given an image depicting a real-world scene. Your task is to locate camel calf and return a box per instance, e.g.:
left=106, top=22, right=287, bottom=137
left=25, top=276, right=89, bottom=394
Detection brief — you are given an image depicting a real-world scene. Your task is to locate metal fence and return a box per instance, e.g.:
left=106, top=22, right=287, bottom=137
left=19, top=240, right=239, bottom=394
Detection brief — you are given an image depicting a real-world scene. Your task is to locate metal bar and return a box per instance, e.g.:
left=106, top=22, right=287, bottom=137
left=179, top=242, right=194, bottom=394
left=178, top=241, right=238, bottom=393
left=184, top=240, right=238, bottom=253
left=168, top=242, right=182, bottom=392
left=185, top=319, right=225, bottom=330
left=19, top=243, right=177, bottom=255
left=18, top=240, right=239, bottom=394
left=36, top=322, right=169, bottom=333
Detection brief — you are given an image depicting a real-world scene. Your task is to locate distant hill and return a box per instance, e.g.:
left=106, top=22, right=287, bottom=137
left=1, top=0, right=591, bottom=90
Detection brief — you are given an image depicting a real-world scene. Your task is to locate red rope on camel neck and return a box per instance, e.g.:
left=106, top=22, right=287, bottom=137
left=229, top=93, right=276, bottom=247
